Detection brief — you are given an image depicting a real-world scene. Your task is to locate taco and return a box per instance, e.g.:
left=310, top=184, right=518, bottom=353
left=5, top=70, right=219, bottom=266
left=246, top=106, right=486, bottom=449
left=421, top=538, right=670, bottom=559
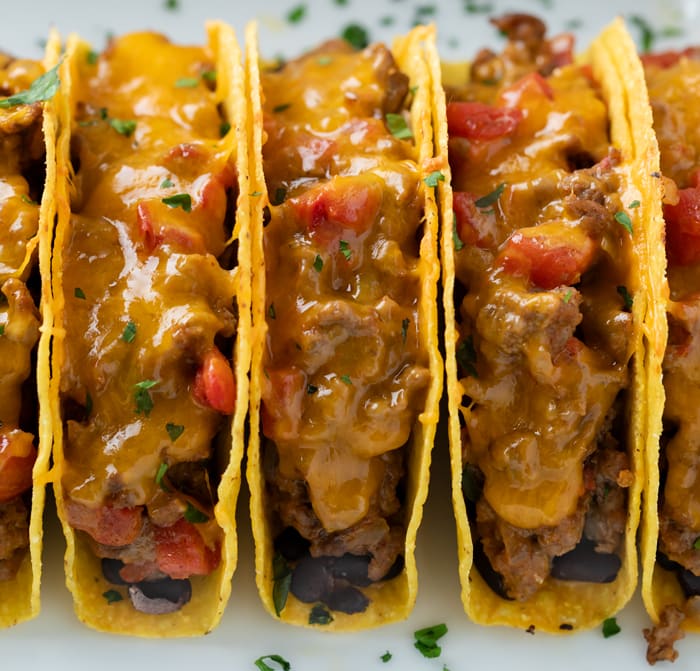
left=246, top=24, right=442, bottom=630
left=50, top=23, right=251, bottom=636
left=0, top=34, right=60, bottom=628
left=438, top=14, right=650, bottom=632
left=638, top=47, right=700, bottom=663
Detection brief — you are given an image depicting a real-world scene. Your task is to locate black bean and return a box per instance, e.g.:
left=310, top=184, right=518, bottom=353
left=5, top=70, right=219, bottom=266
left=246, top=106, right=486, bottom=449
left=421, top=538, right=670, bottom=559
left=331, top=554, right=371, bottom=587
left=323, top=586, right=369, bottom=614
left=128, top=578, right=192, bottom=615
left=379, top=554, right=405, bottom=582
left=656, top=551, right=681, bottom=573
left=472, top=539, right=513, bottom=600
left=290, top=555, right=333, bottom=603
left=274, top=527, right=310, bottom=562
left=101, top=558, right=128, bottom=586
left=551, top=539, right=621, bottom=583
left=677, top=566, right=700, bottom=598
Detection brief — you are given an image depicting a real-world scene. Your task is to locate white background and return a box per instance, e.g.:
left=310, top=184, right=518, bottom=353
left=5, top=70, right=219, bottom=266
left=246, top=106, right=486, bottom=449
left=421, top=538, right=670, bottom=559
left=2, top=1, right=700, bottom=670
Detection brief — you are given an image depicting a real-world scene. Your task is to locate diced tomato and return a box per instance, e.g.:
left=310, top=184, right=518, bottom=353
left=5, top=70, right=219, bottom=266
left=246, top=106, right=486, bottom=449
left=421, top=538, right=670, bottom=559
left=641, top=48, right=700, bottom=69
left=198, top=162, right=236, bottom=212
left=0, top=430, right=36, bottom=503
left=192, top=347, right=236, bottom=415
left=453, top=191, right=494, bottom=248
left=66, top=501, right=143, bottom=546
left=446, top=102, right=523, bottom=141
left=498, top=72, right=553, bottom=109
left=288, top=176, right=382, bottom=248
left=261, top=366, right=306, bottom=442
left=154, top=518, right=220, bottom=579
left=664, top=186, right=700, bottom=266
left=549, top=33, right=575, bottom=70
left=165, top=143, right=206, bottom=163
left=497, top=226, right=596, bottom=289
left=136, top=201, right=207, bottom=254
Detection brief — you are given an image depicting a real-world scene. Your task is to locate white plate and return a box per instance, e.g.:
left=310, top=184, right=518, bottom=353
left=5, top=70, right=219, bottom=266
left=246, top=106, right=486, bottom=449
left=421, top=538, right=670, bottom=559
left=2, top=1, right=700, bottom=669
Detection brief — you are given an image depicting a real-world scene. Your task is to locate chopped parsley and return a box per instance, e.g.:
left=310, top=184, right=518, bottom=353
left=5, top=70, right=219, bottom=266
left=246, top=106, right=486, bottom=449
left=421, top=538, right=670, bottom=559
left=617, top=285, right=633, bottom=311
left=201, top=70, right=217, bottom=83
left=385, top=113, right=413, bottom=140
left=380, top=16, right=395, bottom=27
left=0, top=325, right=4, bottom=336
left=175, top=77, right=199, bottom=88
left=254, top=655, right=291, bottom=671
left=133, top=379, right=157, bottom=417
left=164, top=0, right=179, bottom=9
left=184, top=502, right=209, bottom=523
left=339, top=240, right=352, bottom=261
left=309, top=604, right=333, bottom=625
left=693, top=537, right=700, bottom=550
left=341, top=23, right=370, bottom=50
left=121, top=321, right=137, bottom=343
left=335, top=0, right=348, bottom=5
left=269, top=303, right=276, bottom=319
left=162, top=193, right=192, bottom=212
left=340, top=374, right=352, bottom=385
left=563, top=289, right=573, bottom=304
left=464, top=1, right=493, bottom=12
left=102, top=589, right=123, bottom=604
left=220, top=121, right=231, bottom=137
left=86, top=50, right=99, bottom=65
left=456, top=336, right=478, bottom=377
left=272, top=553, right=291, bottom=616
left=474, top=182, right=506, bottom=209
left=273, top=103, right=291, bottom=113
left=160, top=177, right=174, bottom=188
left=629, top=15, right=655, bottom=52
left=424, top=170, right=445, bottom=188
left=21, top=194, right=37, bottom=205
left=602, top=617, right=621, bottom=638
left=307, top=384, right=318, bottom=394
left=401, top=317, right=410, bottom=343
left=287, top=4, right=307, bottom=23
left=155, top=462, right=169, bottom=491
left=251, top=191, right=262, bottom=197
left=74, top=287, right=86, bottom=299
left=452, top=216, right=464, bottom=252
left=109, top=118, right=137, bottom=137
left=0, top=62, right=60, bottom=108
left=614, top=210, right=633, bottom=234
left=629, top=200, right=641, bottom=208
left=317, top=56, right=333, bottom=66
left=381, top=651, right=392, bottom=663
left=414, top=623, right=448, bottom=658
left=313, top=254, right=324, bottom=272
left=166, top=422, right=184, bottom=442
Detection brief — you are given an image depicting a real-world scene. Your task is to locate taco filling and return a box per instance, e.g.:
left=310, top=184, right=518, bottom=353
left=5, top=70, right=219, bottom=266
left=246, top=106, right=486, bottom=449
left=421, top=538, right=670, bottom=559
left=447, top=15, right=637, bottom=603
left=258, top=39, right=430, bottom=617
left=641, top=47, right=700, bottom=658
left=0, top=54, right=47, bottom=582
left=56, top=33, right=238, bottom=615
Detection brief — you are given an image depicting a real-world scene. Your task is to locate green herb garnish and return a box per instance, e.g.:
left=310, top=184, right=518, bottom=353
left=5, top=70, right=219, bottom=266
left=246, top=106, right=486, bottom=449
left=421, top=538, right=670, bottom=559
left=629, top=200, right=641, bottom=208
left=74, top=287, right=86, bottom=299
left=21, top=194, right=37, bottom=205
left=474, top=182, right=505, bottom=209
left=693, top=537, right=700, bottom=550
left=602, top=617, right=621, bottom=638
left=0, top=325, right=4, bottom=336
left=121, top=321, right=137, bottom=343
left=162, top=193, right=192, bottom=212
left=86, top=50, right=99, bottom=65
left=287, top=4, right=307, bottom=23
left=251, top=191, right=262, bottom=197
left=201, top=70, right=217, bottom=83
left=175, top=77, right=199, bottom=88
left=164, top=0, right=179, bottom=9
left=184, top=502, right=209, bottom=523
left=629, top=15, right=655, bottom=52
left=341, top=23, right=370, bottom=50
left=340, top=374, right=352, bottom=385
left=0, top=62, right=60, bottom=109
left=255, top=655, right=291, bottom=671
left=102, top=589, right=123, bottom=604
left=155, top=462, right=169, bottom=491
left=272, top=553, right=291, bottom=616
left=220, top=121, right=231, bottom=137
left=464, top=1, right=493, bottom=13
left=166, top=422, right=184, bottom=442
left=313, top=254, right=324, bottom=272
left=317, top=56, right=333, bottom=66
left=424, top=171, right=445, bottom=188
left=381, top=651, right=392, bottom=663
left=160, top=178, right=174, bottom=188
left=617, top=285, right=633, bottom=311
left=456, top=336, right=478, bottom=377
left=133, top=379, right=157, bottom=417
left=563, top=290, right=573, bottom=304
left=452, top=216, right=464, bottom=252
left=385, top=113, right=413, bottom=140
left=339, top=240, right=352, bottom=261
left=615, top=210, right=633, bottom=234
left=309, top=604, right=333, bottom=625
left=414, top=623, right=448, bottom=658
left=109, top=118, right=137, bottom=137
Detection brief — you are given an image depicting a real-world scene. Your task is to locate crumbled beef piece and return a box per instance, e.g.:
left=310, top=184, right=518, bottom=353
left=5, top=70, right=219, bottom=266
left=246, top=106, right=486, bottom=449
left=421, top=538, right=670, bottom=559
left=0, top=499, right=29, bottom=578
left=644, top=605, right=686, bottom=665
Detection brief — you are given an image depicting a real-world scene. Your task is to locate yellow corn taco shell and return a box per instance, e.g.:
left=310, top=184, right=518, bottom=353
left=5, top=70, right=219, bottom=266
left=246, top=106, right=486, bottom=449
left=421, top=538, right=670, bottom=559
left=637, top=48, right=700, bottom=644
left=438, top=17, right=649, bottom=633
left=0, top=31, right=60, bottom=628
left=246, top=23, right=442, bottom=630
left=49, top=21, right=251, bottom=636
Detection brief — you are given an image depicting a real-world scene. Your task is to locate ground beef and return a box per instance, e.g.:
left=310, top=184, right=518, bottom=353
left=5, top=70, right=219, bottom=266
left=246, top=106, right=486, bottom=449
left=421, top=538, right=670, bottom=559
left=644, top=605, right=686, bottom=665
left=0, top=498, right=29, bottom=567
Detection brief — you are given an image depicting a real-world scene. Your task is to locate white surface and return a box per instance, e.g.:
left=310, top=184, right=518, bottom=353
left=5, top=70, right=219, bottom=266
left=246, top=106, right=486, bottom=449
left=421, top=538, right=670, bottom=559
left=2, top=1, right=700, bottom=670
